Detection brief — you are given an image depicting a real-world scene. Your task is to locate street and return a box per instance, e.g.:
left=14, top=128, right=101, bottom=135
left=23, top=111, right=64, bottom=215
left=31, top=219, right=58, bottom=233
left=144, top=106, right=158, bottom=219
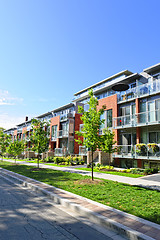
left=0, top=176, right=124, bottom=240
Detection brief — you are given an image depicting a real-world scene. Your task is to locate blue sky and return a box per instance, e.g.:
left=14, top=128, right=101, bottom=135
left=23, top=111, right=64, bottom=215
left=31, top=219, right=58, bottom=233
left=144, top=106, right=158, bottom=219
left=0, top=0, right=159, bottom=129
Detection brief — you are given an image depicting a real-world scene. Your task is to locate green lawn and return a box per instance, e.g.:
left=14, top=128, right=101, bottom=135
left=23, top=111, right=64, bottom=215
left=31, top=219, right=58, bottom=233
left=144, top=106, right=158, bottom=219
left=0, top=161, right=160, bottom=224
left=76, top=167, right=144, bottom=178
left=3, top=158, right=144, bottom=177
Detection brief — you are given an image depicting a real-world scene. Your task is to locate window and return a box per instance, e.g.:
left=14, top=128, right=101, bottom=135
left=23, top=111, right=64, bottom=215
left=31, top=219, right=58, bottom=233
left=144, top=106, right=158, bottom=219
left=52, top=125, right=57, bottom=139
left=106, top=109, right=112, bottom=127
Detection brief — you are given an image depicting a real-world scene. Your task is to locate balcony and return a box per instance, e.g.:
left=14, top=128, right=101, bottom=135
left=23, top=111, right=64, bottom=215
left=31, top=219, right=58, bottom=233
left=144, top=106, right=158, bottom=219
left=57, top=130, right=69, bottom=138
left=117, top=79, right=160, bottom=103
left=136, top=109, right=160, bottom=126
left=60, top=112, right=74, bottom=122
left=112, top=144, right=160, bottom=160
left=113, top=109, right=160, bottom=129
left=79, top=146, right=87, bottom=156
left=113, top=115, right=136, bottom=129
left=51, top=135, right=57, bottom=141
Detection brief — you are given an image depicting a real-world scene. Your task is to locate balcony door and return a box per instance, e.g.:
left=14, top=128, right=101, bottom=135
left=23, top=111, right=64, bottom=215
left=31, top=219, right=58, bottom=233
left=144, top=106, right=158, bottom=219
left=148, top=101, right=156, bottom=122
left=156, top=99, right=160, bottom=121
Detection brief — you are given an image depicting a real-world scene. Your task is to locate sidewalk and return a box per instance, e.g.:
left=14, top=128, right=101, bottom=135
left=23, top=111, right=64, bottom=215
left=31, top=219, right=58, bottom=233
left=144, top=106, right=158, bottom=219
left=0, top=166, right=160, bottom=240
left=3, top=159, right=160, bottom=191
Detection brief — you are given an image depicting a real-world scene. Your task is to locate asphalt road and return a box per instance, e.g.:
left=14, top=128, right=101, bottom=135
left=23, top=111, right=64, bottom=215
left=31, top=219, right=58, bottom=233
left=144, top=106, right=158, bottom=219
left=141, top=173, right=160, bottom=182
left=0, top=176, right=124, bottom=240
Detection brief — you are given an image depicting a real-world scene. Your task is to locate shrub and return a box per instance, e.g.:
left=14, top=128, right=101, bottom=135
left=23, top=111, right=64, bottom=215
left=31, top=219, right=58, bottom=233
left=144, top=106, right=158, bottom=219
left=54, top=157, right=64, bottom=164
left=87, top=163, right=95, bottom=168
left=96, top=163, right=101, bottom=168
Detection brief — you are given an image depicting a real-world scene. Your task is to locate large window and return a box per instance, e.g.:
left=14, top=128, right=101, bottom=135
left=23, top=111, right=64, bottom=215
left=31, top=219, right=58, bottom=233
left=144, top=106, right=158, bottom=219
left=106, top=109, right=112, bottom=128
left=52, top=125, right=57, bottom=139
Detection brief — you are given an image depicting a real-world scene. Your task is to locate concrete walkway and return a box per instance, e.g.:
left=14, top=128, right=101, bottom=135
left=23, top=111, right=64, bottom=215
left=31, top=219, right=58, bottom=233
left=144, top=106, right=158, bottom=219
left=3, top=159, right=160, bottom=191
left=0, top=166, right=160, bottom=240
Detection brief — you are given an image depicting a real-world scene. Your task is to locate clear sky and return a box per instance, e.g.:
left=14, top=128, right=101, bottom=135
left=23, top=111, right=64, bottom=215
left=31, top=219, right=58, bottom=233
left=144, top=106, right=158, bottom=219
left=0, top=0, right=159, bottom=129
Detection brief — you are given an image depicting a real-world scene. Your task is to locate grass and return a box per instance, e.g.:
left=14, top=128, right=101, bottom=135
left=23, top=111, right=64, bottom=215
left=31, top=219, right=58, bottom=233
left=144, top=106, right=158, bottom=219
left=3, top=158, right=144, bottom=177
left=76, top=167, right=144, bottom=178
left=0, top=161, right=160, bottom=224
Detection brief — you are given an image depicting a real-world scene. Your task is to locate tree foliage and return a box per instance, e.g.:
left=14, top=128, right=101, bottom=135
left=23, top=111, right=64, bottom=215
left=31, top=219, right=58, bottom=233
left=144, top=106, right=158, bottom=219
left=0, top=130, right=11, bottom=160
left=30, top=118, right=50, bottom=168
left=7, top=140, right=25, bottom=163
left=100, top=128, right=117, bottom=166
left=75, top=89, right=106, bottom=180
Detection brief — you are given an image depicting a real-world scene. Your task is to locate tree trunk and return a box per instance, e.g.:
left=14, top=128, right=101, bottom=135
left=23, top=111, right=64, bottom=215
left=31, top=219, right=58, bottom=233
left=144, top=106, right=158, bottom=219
left=37, top=154, right=39, bottom=169
left=91, top=147, right=94, bottom=181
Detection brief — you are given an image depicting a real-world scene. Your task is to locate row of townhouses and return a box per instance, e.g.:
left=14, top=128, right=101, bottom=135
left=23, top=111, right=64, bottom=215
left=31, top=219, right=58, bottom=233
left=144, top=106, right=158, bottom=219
left=4, top=63, right=160, bottom=169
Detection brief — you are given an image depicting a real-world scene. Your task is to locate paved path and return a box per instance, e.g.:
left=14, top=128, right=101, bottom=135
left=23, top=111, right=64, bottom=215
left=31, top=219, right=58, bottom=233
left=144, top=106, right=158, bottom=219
left=1, top=167, right=160, bottom=240
left=0, top=175, right=123, bottom=240
left=3, top=159, right=160, bottom=191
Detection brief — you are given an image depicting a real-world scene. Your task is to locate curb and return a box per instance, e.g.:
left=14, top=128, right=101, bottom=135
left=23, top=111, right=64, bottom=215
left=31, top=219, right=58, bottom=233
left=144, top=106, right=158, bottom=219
left=0, top=167, right=156, bottom=240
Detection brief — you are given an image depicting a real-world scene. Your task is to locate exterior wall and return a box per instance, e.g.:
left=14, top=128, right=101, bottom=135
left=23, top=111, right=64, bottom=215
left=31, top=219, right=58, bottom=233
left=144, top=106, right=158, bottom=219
left=74, top=113, right=83, bottom=154
left=98, top=94, right=118, bottom=143
left=13, top=130, right=17, bottom=140
left=50, top=116, right=60, bottom=150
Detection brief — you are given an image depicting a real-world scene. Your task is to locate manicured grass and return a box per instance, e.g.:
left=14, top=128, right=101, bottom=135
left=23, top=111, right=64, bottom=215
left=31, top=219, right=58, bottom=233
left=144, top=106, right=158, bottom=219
left=0, top=161, right=160, bottom=224
left=76, top=167, right=144, bottom=178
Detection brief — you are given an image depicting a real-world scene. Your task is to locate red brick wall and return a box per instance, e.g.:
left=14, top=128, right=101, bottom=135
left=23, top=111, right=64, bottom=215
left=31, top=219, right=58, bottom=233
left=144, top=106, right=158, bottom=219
left=98, top=94, right=118, bottom=143
left=50, top=116, right=60, bottom=150
left=74, top=113, right=83, bottom=154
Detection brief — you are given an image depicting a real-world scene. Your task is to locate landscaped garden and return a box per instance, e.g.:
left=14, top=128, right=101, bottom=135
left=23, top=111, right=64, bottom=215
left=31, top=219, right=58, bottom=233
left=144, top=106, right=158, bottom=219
left=0, top=161, right=160, bottom=224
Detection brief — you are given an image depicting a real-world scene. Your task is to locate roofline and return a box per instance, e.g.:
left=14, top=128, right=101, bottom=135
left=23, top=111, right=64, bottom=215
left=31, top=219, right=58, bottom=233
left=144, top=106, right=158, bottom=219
left=37, top=111, right=52, bottom=119
left=74, top=70, right=133, bottom=96
left=52, top=103, right=74, bottom=113
left=4, top=127, right=17, bottom=132
left=143, top=63, right=160, bottom=74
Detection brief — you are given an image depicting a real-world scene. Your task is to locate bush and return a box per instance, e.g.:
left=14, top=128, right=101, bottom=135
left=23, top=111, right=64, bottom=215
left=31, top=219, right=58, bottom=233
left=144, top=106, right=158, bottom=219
left=73, top=156, right=82, bottom=165
left=87, top=163, right=95, bottom=168
left=54, top=157, right=64, bottom=164
left=136, top=144, right=147, bottom=156
left=144, top=168, right=159, bottom=175
left=96, top=163, right=101, bottom=167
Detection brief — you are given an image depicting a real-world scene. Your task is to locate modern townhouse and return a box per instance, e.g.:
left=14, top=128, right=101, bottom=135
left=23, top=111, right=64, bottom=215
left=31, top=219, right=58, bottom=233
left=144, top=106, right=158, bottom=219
left=5, top=103, right=83, bottom=158
left=73, top=63, right=160, bottom=169
left=4, top=63, right=160, bottom=169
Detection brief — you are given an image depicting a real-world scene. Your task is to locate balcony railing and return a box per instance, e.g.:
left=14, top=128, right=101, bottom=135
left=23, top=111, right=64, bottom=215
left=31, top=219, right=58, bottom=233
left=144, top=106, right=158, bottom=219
left=79, top=146, right=87, bottom=156
left=51, top=134, right=57, bottom=141
left=60, top=112, right=74, bottom=122
left=55, top=148, right=68, bottom=156
left=136, top=109, right=160, bottom=126
left=113, top=109, right=160, bottom=129
left=113, top=115, right=136, bottom=128
left=57, top=130, right=69, bottom=138
left=117, top=79, right=160, bottom=103
left=112, top=144, right=160, bottom=160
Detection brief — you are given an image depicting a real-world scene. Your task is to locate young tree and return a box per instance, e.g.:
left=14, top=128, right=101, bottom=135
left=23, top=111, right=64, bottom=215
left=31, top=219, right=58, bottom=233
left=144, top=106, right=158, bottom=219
left=7, top=140, right=25, bottom=164
left=0, top=130, right=11, bottom=161
left=30, top=118, right=50, bottom=168
left=75, top=89, right=106, bottom=180
left=100, top=128, right=117, bottom=167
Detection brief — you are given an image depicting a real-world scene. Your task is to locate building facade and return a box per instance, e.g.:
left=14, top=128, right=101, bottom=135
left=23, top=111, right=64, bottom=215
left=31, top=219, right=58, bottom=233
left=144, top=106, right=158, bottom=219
left=4, top=63, right=160, bottom=168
